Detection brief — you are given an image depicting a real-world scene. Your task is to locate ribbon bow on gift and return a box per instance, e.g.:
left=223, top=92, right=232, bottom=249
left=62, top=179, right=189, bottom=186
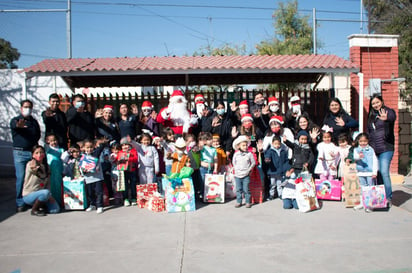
left=321, top=125, right=333, bottom=133
left=295, top=177, right=303, bottom=184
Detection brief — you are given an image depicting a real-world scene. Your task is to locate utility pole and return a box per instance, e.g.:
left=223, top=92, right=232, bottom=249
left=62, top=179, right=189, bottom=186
left=313, top=8, right=317, bottom=55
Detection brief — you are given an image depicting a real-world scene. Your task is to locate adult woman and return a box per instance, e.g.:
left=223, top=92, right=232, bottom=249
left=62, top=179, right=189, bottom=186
left=95, top=105, right=120, bottom=143
left=117, top=103, right=141, bottom=140
left=323, top=98, right=358, bottom=142
left=139, top=101, right=160, bottom=137
left=367, top=94, right=396, bottom=203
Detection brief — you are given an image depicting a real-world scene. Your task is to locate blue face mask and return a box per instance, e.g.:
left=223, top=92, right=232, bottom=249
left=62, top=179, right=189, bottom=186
left=216, top=109, right=225, bottom=115
left=74, top=101, right=84, bottom=109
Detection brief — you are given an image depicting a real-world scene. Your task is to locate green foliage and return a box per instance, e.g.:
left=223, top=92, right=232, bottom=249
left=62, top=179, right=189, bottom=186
left=0, top=38, right=20, bottom=69
left=193, top=43, right=247, bottom=56
left=256, top=0, right=314, bottom=56
left=365, top=0, right=412, bottom=99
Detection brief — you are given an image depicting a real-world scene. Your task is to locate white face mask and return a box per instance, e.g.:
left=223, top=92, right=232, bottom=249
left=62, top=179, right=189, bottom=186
left=22, top=108, right=32, bottom=117
left=270, top=105, right=279, bottom=113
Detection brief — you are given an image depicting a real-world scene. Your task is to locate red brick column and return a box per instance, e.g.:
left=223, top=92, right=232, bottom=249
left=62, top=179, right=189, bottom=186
left=349, top=36, right=399, bottom=173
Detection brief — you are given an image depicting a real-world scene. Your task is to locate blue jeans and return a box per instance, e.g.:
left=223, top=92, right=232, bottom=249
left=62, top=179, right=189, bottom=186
left=269, top=175, right=282, bottom=198
left=87, top=180, right=103, bottom=208
left=283, top=198, right=298, bottom=209
left=23, top=189, right=60, bottom=213
left=377, top=151, right=394, bottom=200
left=13, top=150, right=32, bottom=207
left=358, top=176, right=374, bottom=187
left=235, top=176, right=251, bottom=204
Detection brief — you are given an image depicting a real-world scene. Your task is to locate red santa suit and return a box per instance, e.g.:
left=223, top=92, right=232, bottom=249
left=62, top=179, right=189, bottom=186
left=156, top=90, right=198, bottom=135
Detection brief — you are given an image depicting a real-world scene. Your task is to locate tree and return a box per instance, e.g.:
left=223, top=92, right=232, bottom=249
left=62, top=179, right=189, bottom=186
left=256, top=0, right=314, bottom=56
left=0, top=38, right=20, bottom=69
left=365, top=0, right=412, bottom=98
left=193, top=43, right=247, bottom=56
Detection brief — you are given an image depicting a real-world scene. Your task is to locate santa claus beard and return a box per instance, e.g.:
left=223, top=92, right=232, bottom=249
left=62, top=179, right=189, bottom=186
left=169, top=101, right=190, bottom=126
left=196, top=103, right=205, bottom=117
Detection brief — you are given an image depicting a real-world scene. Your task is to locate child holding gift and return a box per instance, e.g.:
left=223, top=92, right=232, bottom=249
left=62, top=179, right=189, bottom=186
left=132, top=133, right=159, bottom=184
left=109, top=143, right=124, bottom=205
left=232, top=135, right=256, bottom=208
left=62, top=143, right=82, bottom=179
left=212, top=134, right=227, bottom=174
left=283, top=130, right=314, bottom=176
left=199, top=132, right=218, bottom=186
left=116, top=137, right=138, bottom=206
left=161, top=127, right=176, bottom=176
left=167, top=137, right=191, bottom=175
left=45, top=133, right=64, bottom=207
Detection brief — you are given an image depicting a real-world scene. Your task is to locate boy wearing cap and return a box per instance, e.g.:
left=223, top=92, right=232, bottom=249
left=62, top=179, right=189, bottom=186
left=283, top=130, right=314, bottom=175
left=232, top=135, right=256, bottom=208
left=167, top=137, right=191, bottom=174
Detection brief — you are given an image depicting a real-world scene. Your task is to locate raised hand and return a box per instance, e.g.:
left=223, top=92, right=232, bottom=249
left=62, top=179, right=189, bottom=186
left=335, top=116, right=345, bottom=127
left=377, top=108, right=388, bottom=121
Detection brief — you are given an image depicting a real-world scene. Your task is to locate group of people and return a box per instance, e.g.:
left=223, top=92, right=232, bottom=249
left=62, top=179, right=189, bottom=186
left=10, top=89, right=396, bottom=215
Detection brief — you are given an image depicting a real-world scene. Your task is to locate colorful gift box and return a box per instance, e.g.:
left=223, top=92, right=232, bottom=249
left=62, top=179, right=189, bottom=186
left=315, top=179, right=342, bottom=201
left=147, top=195, right=165, bottom=212
left=295, top=177, right=319, bottom=213
left=137, top=198, right=148, bottom=208
left=164, top=177, right=196, bottom=213
left=362, top=185, right=387, bottom=209
left=342, top=164, right=361, bottom=208
left=63, top=177, right=87, bottom=210
left=204, top=174, right=225, bottom=203
left=136, top=183, right=158, bottom=200
left=79, top=154, right=98, bottom=174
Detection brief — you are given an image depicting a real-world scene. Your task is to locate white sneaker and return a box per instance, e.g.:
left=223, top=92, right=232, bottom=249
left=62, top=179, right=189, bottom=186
left=353, top=204, right=364, bottom=211
left=124, top=199, right=130, bottom=207
left=131, top=201, right=137, bottom=206
left=96, top=207, right=103, bottom=214
left=86, top=205, right=96, bottom=212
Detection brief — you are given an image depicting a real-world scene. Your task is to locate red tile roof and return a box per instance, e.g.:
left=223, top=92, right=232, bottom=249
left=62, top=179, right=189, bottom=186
left=24, top=54, right=358, bottom=74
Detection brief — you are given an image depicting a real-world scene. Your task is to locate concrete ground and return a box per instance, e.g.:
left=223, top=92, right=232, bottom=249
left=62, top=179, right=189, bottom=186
left=0, top=176, right=412, bottom=273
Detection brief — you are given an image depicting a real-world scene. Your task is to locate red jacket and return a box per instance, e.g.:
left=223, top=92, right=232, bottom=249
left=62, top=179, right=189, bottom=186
left=156, top=107, right=193, bottom=135
left=116, top=148, right=138, bottom=172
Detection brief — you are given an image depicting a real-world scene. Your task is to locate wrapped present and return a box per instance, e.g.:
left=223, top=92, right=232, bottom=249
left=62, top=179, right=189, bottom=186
left=204, top=174, right=225, bottom=203
left=137, top=198, right=148, bottom=208
left=164, top=177, right=196, bottom=213
left=362, top=185, right=387, bottom=209
left=315, top=179, right=342, bottom=201
left=147, top=194, right=165, bottom=212
left=79, top=154, right=98, bottom=174
left=136, top=183, right=158, bottom=200
left=249, top=166, right=263, bottom=204
left=342, top=164, right=361, bottom=208
left=295, top=177, right=319, bottom=213
left=63, top=177, right=87, bottom=210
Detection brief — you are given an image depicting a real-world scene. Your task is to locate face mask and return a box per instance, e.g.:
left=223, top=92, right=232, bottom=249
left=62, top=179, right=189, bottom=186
left=255, top=99, right=264, bottom=106
left=271, top=127, right=280, bottom=134
left=33, top=153, right=45, bottom=162
left=22, top=108, right=32, bottom=117
left=239, top=108, right=248, bottom=115
left=216, top=109, right=225, bottom=116
left=270, top=105, right=279, bottom=113
left=292, top=104, right=301, bottom=114
left=74, top=101, right=84, bottom=109
left=142, top=110, right=151, bottom=116
left=243, top=123, right=252, bottom=129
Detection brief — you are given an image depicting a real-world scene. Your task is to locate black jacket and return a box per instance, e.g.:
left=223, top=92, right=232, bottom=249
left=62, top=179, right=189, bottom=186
left=66, top=106, right=95, bottom=143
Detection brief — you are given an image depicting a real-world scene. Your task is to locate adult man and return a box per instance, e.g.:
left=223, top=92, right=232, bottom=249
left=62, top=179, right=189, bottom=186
left=156, top=90, right=198, bottom=135
left=42, top=93, right=68, bottom=149
left=66, top=94, right=95, bottom=144
left=10, top=99, right=41, bottom=212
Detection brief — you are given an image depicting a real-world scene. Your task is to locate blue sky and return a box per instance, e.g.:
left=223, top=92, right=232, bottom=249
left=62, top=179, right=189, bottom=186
left=0, top=0, right=367, bottom=68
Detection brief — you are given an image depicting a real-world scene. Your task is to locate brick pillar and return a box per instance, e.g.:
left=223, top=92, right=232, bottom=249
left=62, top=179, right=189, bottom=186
left=348, top=34, right=400, bottom=174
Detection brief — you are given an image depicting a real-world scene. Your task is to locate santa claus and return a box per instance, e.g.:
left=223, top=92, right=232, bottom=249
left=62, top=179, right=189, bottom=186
left=156, top=90, right=198, bottom=135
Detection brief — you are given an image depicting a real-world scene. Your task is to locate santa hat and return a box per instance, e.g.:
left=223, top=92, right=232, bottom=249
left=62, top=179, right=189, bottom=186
left=239, top=100, right=248, bottom=109
left=241, top=113, right=253, bottom=123
left=169, top=90, right=185, bottom=103
left=141, top=101, right=153, bottom=110
left=152, top=135, right=161, bottom=144
left=103, top=105, right=113, bottom=112
left=269, top=115, right=284, bottom=125
left=268, top=97, right=279, bottom=106
left=194, top=94, right=205, bottom=104
left=290, top=95, right=300, bottom=105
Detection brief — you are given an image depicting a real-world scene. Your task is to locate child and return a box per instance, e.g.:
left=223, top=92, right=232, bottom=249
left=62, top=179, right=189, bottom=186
left=337, top=133, right=351, bottom=179
left=23, top=145, right=60, bottom=216
left=109, top=143, right=124, bottom=205
left=116, top=137, right=138, bottom=206
left=167, top=137, right=191, bottom=175
left=132, top=133, right=159, bottom=184
left=45, top=133, right=64, bottom=207
left=264, top=135, right=291, bottom=200
left=283, top=130, right=314, bottom=175
left=212, top=134, right=227, bottom=174
left=232, top=135, right=256, bottom=208
left=161, top=127, right=175, bottom=176
left=314, top=126, right=339, bottom=180
left=199, top=132, right=218, bottom=177
left=81, top=139, right=106, bottom=214
left=349, top=133, right=378, bottom=212
left=185, top=133, right=202, bottom=199
left=62, top=144, right=82, bottom=179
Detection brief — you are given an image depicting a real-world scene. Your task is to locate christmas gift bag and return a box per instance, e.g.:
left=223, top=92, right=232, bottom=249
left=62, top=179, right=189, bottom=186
left=295, top=177, right=319, bottom=213
left=281, top=178, right=296, bottom=199
left=79, top=154, right=98, bottom=174
left=362, top=185, right=387, bottom=210
left=224, top=164, right=236, bottom=199
left=63, top=177, right=87, bottom=210
left=164, top=177, right=196, bottom=213
left=315, top=179, right=342, bottom=201
left=203, top=174, right=225, bottom=203
left=342, top=164, right=361, bottom=208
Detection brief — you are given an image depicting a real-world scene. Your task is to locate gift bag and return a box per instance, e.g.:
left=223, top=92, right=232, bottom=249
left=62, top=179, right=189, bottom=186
left=204, top=174, right=225, bottom=203
left=342, top=164, right=361, bottom=208
left=295, top=177, right=319, bottom=212
left=112, top=169, right=125, bottom=192
left=362, top=185, right=387, bottom=209
left=79, top=154, right=98, bottom=174
left=164, top=177, right=196, bottom=213
left=225, top=164, right=236, bottom=199
left=281, top=178, right=296, bottom=199
left=315, top=179, right=342, bottom=201
left=63, top=177, right=87, bottom=210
